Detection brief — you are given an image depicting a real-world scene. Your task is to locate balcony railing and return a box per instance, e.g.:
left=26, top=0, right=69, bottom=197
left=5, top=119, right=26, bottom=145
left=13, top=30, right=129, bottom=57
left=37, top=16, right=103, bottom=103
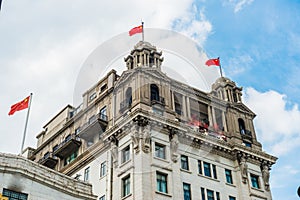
left=241, top=129, right=252, bottom=140
left=53, top=134, right=81, bottom=159
left=77, top=113, right=108, bottom=140
left=38, top=152, right=58, bottom=169
left=151, top=97, right=165, bottom=106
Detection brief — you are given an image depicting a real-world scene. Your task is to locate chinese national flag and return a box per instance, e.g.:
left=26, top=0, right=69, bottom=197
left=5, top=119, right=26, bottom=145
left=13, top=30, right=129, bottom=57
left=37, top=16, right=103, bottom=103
left=129, top=25, right=143, bottom=36
left=8, top=96, right=30, bottom=115
left=205, top=58, right=220, bottom=66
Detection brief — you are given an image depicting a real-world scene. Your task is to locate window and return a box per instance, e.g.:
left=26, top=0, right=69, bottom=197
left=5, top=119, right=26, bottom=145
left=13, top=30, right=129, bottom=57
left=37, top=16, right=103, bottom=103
left=250, top=174, right=260, bottom=189
left=181, top=155, right=189, bottom=170
left=126, top=87, right=133, bottom=107
left=155, top=143, right=166, bottom=159
left=207, top=189, right=214, bottom=200
left=99, top=195, right=105, bottom=200
left=238, top=118, right=246, bottom=134
left=89, top=92, right=96, bottom=101
left=201, top=188, right=205, bottom=200
left=198, top=160, right=203, bottom=174
left=243, top=141, right=252, bottom=147
left=229, top=196, right=236, bottom=200
left=151, top=84, right=159, bottom=101
left=214, top=108, right=223, bottom=131
left=225, top=169, right=233, bottom=184
left=203, top=162, right=211, bottom=177
left=64, top=150, right=78, bottom=165
left=100, top=106, right=107, bottom=121
left=201, top=188, right=220, bottom=200
left=156, top=172, right=168, bottom=193
left=2, top=188, right=28, bottom=200
left=216, top=192, right=220, bottom=200
left=84, top=167, right=90, bottom=182
left=122, top=145, right=130, bottom=163
left=100, top=84, right=107, bottom=92
left=100, top=162, right=106, bottom=177
left=89, top=115, right=96, bottom=124
left=122, top=175, right=131, bottom=197
left=174, top=92, right=182, bottom=115
left=183, top=183, right=191, bottom=200
left=212, top=164, right=217, bottom=179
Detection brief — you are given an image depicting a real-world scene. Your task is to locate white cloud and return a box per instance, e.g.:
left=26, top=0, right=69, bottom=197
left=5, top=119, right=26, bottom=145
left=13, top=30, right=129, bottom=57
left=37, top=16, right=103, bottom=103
left=244, top=87, right=300, bottom=156
left=172, top=4, right=212, bottom=45
left=227, top=0, right=254, bottom=13
left=226, top=54, right=253, bottom=76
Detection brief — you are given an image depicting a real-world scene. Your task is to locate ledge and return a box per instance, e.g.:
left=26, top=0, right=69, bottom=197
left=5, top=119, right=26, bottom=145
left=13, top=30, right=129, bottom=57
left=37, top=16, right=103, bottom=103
left=0, top=153, right=97, bottom=200
left=197, top=174, right=220, bottom=182
left=155, top=191, right=172, bottom=197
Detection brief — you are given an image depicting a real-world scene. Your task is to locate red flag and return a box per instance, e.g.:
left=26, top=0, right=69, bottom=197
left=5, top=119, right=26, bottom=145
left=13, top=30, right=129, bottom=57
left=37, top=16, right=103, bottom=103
left=205, top=58, right=220, bottom=66
left=129, top=25, right=143, bottom=36
left=8, top=96, right=30, bottom=115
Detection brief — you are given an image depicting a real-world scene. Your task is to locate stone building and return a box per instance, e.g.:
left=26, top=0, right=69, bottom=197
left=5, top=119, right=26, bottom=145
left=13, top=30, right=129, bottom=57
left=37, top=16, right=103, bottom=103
left=5, top=41, right=277, bottom=200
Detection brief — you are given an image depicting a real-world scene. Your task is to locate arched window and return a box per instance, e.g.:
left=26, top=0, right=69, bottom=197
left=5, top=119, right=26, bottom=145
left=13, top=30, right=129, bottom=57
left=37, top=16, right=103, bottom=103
left=126, top=87, right=132, bottom=106
left=151, top=84, right=159, bottom=101
left=238, top=118, right=246, bottom=134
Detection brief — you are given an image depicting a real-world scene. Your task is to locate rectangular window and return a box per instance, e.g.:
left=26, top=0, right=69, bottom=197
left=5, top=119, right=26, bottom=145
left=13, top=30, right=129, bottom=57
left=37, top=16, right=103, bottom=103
left=99, top=195, right=105, bottom=200
left=84, top=167, right=90, bottom=182
left=183, top=183, right=191, bottom=200
left=122, top=145, right=130, bottom=163
left=250, top=174, right=260, bottom=189
left=181, top=155, right=189, bottom=170
left=198, top=160, right=202, bottom=174
left=100, top=162, right=106, bottom=177
left=225, top=169, right=233, bottom=184
left=229, top=196, right=236, bottom=200
left=100, top=106, right=107, bottom=121
left=207, top=189, right=214, bottom=200
left=122, top=175, right=131, bottom=197
left=216, top=192, right=220, bottom=200
left=203, top=162, right=211, bottom=177
left=89, top=92, right=96, bottom=101
left=156, top=172, right=168, bottom=193
left=155, top=143, right=166, bottom=159
left=212, top=164, right=217, bottom=179
left=200, top=187, right=205, bottom=200
left=2, top=188, right=28, bottom=200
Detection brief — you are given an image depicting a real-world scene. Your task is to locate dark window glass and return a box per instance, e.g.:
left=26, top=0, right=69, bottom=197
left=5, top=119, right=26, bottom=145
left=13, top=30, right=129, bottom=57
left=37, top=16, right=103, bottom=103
left=181, top=155, right=189, bottom=170
left=183, top=183, right=191, bottom=200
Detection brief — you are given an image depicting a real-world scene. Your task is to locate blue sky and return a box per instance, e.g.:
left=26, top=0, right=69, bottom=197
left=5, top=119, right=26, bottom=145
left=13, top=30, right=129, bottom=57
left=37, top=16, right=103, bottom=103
left=1, top=0, right=300, bottom=199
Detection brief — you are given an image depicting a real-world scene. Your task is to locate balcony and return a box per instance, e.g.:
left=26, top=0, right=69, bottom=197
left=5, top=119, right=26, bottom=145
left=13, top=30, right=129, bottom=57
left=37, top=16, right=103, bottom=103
left=53, top=134, right=81, bottom=159
left=241, top=129, right=252, bottom=141
left=78, top=113, right=108, bottom=141
left=120, top=100, right=132, bottom=113
left=151, top=97, right=165, bottom=106
left=38, top=152, right=58, bottom=169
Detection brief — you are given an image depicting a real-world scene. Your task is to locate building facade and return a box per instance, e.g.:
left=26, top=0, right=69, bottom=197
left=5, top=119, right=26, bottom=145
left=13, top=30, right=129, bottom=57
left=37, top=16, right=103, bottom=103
left=26, top=41, right=276, bottom=200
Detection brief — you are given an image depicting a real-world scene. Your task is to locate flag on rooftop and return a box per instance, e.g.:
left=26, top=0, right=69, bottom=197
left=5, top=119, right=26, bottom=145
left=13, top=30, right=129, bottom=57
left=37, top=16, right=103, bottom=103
left=129, top=25, right=143, bottom=36
left=205, top=57, right=220, bottom=66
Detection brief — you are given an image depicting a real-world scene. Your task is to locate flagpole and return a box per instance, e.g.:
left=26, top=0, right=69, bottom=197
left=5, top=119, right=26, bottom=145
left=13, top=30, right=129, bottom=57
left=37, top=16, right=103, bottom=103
left=141, top=21, right=144, bottom=42
left=218, top=57, right=223, bottom=77
left=20, top=93, right=33, bottom=154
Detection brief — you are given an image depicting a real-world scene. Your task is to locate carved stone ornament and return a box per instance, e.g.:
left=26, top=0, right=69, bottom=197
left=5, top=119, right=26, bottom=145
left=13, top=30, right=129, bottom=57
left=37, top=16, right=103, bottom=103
left=142, top=124, right=151, bottom=153
left=110, top=137, right=118, bottom=168
left=238, top=153, right=248, bottom=184
left=261, top=162, right=270, bottom=191
left=170, top=128, right=179, bottom=162
left=130, top=120, right=140, bottom=153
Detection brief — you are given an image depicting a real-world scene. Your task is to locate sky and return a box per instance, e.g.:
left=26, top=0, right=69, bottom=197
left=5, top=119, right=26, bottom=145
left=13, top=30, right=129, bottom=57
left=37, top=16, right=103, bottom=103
left=0, top=0, right=300, bottom=199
